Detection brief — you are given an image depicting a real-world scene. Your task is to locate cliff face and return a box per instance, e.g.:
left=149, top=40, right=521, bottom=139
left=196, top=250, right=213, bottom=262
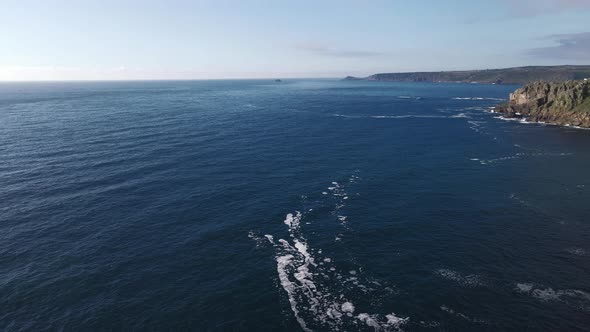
left=495, top=80, right=590, bottom=127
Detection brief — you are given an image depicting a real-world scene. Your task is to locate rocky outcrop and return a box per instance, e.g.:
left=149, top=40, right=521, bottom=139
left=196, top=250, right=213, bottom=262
left=495, top=80, right=590, bottom=127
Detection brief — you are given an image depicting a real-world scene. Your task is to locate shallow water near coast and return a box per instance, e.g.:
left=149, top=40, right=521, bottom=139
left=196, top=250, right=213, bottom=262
left=1, top=79, right=590, bottom=331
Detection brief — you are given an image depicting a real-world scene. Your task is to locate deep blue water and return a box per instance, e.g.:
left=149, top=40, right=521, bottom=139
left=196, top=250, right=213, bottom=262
left=1, top=79, right=590, bottom=331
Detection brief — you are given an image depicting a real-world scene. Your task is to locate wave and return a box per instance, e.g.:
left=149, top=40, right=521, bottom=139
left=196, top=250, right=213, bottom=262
left=466, top=120, right=499, bottom=142
left=494, top=116, right=590, bottom=130
left=326, top=178, right=354, bottom=227
left=250, top=175, right=409, bottom=331
left=508, top=193, right=533, bottom=208
left=494, top=116, right=534, bottom=124
left=332, top=114, right=363, bottom=119
left=453, top=97, right=505, bottom=101
left=440, top=305, right=488, bottom=324
left=515, top=283, right=590, bottom=310
left=333, top=114, right=454, bottom=119
left=435, top=269, right=485, bottom=287
left=473, top=152, right=572, bottom=165
left=397, top=96, right=421, bottom=100
left=370, top=115, right=447, bottom=119
left=271, top=212, right=409, bottom=331
left=566, top=248, right=589, bottom=257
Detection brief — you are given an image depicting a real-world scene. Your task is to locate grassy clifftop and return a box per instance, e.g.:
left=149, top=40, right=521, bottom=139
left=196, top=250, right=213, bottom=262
left=495, top=80, right=590, bottom=127
left=345, top=66, right=590, bottom=85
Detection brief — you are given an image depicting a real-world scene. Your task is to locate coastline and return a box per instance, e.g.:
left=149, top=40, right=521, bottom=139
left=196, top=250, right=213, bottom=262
left=493, top=80, right=590, bottom=129
left=490, top=109, right=590, bottom=130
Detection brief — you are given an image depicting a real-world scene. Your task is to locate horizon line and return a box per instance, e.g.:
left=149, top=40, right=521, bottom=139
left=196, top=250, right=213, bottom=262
left=0, top=77, right=342, bottom=83
left=2, top=64, right=589, bottom=83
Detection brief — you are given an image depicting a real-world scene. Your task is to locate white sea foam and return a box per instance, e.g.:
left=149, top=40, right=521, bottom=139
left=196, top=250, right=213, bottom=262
left=332, top=114, right=363, bottom=118
left=276, top=253, right=312, bottom=332
left=284, top=211, right=302, bottom=230
left=453, top=97, right=504, bottom=101
left=248, top=231, right=272, bottom=247
left=509, top=193, right=533, bottom=208
left=370, top=115, right=448, bottom=119
left=341, top=302, right=355, bottom=314
left=264, top=234, right=275, bottom=244
left=515, top=283, right=534, bottom=293
left=515, top=282, right=590, bottom=309
left=494, top=116, right=525, bottom=123
left=450, top=113, right=470, bottom=118
left=477, top=152, right=572, bottom=165
left=494, top=116, right=590, bottom=130
left=271, top=214, right=409, bottom=330
left=467, top=120, right=486, bottom=134
left=333, top=113, right=452, bottom=120
left=258, top=174, right=409, bottom=330
left=435, top=269, right=484, bottom=287
left=326, top=180, right=353, bottom=228
left=270, top=208, right=408, bottom=330
left=386, top=313, right=410, bottom=328
left=247, top=230, right=259, bottom=240
left=564, top=124, right=590, bottom=130
left=440, top=305, right=487, bottom=324
left=566, top=248, right=589, bottom=256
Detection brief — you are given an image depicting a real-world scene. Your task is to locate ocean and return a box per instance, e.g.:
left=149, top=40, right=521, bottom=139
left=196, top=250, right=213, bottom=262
left=1, top=79, right=589, bottom=331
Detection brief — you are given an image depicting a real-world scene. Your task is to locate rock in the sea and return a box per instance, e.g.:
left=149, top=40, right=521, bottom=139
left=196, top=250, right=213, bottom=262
left=495, top=80, right=590, bottom=127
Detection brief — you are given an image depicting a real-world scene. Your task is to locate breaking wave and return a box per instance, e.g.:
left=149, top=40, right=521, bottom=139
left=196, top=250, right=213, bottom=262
left=250, top=176, right=409, bottom=331
left=435, top=269, right=485, bottom=287
left=453, top=97, right=505, bottom=101
left=515, top=283, right=590, bottom=310
left=333, top=114, right=463, bottom=120
left=473, top=152, right=572, bottom=165
left=494, top=116, right=590, bottom=130
left=566, top=248, right=589, bottom=257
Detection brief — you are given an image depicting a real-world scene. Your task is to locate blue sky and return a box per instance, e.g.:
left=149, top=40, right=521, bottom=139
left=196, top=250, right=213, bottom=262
left=1, top=0, right=589, bottom=80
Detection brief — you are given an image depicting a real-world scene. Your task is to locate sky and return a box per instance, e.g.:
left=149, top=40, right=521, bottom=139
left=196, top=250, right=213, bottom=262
left=1, top=0, right=589, bottom=80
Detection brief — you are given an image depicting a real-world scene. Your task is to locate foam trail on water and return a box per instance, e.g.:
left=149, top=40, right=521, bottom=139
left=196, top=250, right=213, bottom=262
left=453, top=97, right=504, bottom=101
left=435, top=269, right=485, bottom=287
left=251, top=175, right=409, bottom=331
left=269, top=210, right=409, bottom=331
left=515, top=283, right=590, bottom=310
left=440, top=305, right=488, bottom=324
left=474, top=152, right=572, bottom=165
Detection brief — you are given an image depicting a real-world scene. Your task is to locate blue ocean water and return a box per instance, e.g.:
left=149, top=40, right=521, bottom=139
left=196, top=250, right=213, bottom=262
left=1, top=79, right=590, bottom=331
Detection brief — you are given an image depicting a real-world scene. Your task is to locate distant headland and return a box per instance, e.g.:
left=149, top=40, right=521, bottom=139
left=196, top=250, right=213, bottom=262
left=344, top=65, right=590, bottom=85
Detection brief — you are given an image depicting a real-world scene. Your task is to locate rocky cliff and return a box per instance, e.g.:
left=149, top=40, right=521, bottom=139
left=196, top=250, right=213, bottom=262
left=345, top=66, right=590, bottom=84
left=494, top=80, right=590, bottom=127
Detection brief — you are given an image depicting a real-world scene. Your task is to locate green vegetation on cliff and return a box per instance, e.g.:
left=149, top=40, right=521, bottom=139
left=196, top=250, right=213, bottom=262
left=345, top=66, right=590, bottom=85
left=495, top=80, right=590, bottom=127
